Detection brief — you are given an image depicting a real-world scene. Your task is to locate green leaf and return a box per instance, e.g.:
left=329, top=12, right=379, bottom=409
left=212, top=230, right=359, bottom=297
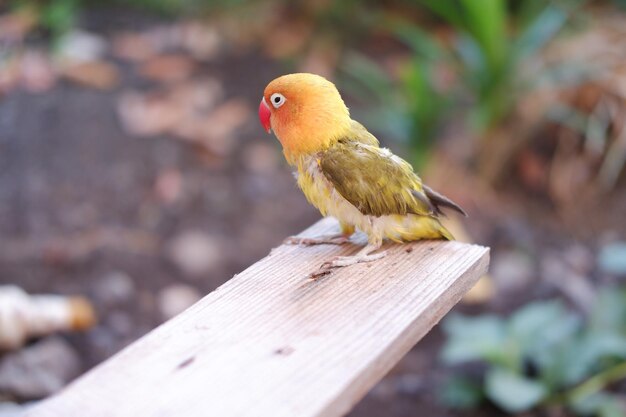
left=561, top=332, right=626, bottom=385
left=598, top=243, right=626, bottom=275
left=515, top=5, right=568, bottom=59
left=341, top=52, right=395, bottom=101
left=438, top=376, right=483, bottom=410
left=485, top=368, right=547, bottom=413
left=590, top=287, right=626, bottom=333
left=458, top=0, right=507, bottom=72
left=509, top=301, right=567, bottom=342
left=570, top=392, right=626, bottom=417
left=441, top=314, right=509, bottom=365
left=418, top=0, right=465, bottom=29
left=508, top=301, right=579, bottom=359
left=392, top=22, right=446, bottom=61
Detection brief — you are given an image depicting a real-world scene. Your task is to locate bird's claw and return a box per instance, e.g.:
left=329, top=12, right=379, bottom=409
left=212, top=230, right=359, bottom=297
left=320, top=256, right=342, bottom=270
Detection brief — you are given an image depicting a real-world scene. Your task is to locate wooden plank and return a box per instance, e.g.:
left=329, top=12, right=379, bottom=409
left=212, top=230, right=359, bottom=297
left=26, top=218, right=489, bottom=417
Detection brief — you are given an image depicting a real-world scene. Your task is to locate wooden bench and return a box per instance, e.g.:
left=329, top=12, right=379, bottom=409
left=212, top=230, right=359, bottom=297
left=26, top=218, right=489, bottom=417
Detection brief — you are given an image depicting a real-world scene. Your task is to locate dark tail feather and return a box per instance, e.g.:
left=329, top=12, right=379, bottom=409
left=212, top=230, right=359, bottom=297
left=423, top=185, right=468, bottom=217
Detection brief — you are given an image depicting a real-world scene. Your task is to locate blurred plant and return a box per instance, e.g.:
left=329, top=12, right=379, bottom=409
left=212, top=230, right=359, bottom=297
left=342, top=0, right=576, bottom=168
left=545, top=83, right=626, bottom=193
left=420, top=0, right=575, bottom=129
left=439, top=288, right=626, bottom=416
left=10, top=0, right=79, bottom=41
left=342, top=49, right=448, bottom=167
left=611, top=0, right=626, bottom=9
left=598, top=242, right=626, bottom=276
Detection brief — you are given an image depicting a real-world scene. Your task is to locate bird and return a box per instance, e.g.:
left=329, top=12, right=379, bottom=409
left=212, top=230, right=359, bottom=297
left=258, top=73, right=466, bottom=277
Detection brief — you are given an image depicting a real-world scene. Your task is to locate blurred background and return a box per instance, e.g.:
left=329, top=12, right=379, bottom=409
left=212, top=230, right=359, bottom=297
left=1, top=0, right=626, bottom=416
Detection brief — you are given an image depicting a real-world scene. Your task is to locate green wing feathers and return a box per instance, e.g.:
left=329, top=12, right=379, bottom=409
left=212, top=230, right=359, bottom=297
left=319, top=137, right=466, bottom=220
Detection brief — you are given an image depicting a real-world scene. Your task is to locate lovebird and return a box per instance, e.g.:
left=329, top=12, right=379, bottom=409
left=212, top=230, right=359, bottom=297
left=259, top=73, right=466, bottom=277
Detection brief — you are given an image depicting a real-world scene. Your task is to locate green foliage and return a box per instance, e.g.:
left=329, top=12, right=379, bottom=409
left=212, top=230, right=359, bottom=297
left=40, top=0, right=78, bottom=38
left=342, top=58, right=448, bottom=167
left=12, top=0, right=80, bottom=40
left=418, top=0, right=574, bottom=129
left=438, top=376, right=483, bottom=410
left=440, top=288, right=626, bottom=416
left=598, top=242, right=626, bottom=275
left=485, top=367, right=548, bottom=412
left=341, top=0, right=575, bottom=167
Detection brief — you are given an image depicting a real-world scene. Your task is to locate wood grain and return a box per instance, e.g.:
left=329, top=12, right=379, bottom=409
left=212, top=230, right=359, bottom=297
left=26, top=218, right=489, bottom=417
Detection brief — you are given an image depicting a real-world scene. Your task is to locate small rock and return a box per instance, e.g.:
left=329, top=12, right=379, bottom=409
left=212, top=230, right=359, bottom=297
left=367, top=378, right=395, bottom=401
left=393, top=373, right=424, bottom=396
left=154, top=169, right=182, bottom=204
left=167, top=231, right=220, bottom=276
left=0, top=337, right=81, bottom=400
left=157, top=284, right=202, bottom=320
left=490, top=250, right=535, bottom=293
left=94, top=271, right=135, bottom=306
left=86, top=326, right=118, bottom=359
left=242, top=143, right=280, bottom=175
left=106, top=311, right=134, bottom=337
left=57, top=30, right=107, bottom=64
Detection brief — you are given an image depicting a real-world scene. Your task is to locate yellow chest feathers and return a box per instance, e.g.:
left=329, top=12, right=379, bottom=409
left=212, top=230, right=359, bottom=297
left=294, top=156, right=450, bottom=243
left=296, top=156, right=354, bottom=218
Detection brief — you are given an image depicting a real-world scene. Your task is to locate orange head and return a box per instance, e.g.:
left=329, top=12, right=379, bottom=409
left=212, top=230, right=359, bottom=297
left=259, top=73, right=351, bottom=163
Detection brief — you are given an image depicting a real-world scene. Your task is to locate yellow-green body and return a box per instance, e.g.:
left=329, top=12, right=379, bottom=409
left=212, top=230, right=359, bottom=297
left=293, top=121, right=453, bottom=246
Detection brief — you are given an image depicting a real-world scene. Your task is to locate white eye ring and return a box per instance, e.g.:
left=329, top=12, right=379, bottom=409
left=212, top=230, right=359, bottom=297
left=270, top=93, right=286, bottom=108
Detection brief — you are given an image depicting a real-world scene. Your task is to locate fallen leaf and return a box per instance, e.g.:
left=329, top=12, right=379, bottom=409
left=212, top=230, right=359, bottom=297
left=19, top=49, right=56, bottom=93
left=139, top=54, right=196, bottom=83
left=516, top=149, right=548, bottom=192
left=154, top=168, right=182, bottom=204
left=0, top=55, right=20, bottom=95
left=0, top=8, right=37, bottom=43
left=242, top=142, right=280, bottom=174
left=298, top=40, right=340, bottom=79
left=262, top=19, right=313, bottom=59
left=171, top=98, right=250, bottom=157
left=203, top=98, right=251, bottom=138
left=62, top=61, right=120, bottom=90
left=180, top=22, right=221, bottom=60
left=111, top=32, right=157, bottom=62
left=168, top=78, right=223, bottom=112
left=117, top=91, right=185, bottom=136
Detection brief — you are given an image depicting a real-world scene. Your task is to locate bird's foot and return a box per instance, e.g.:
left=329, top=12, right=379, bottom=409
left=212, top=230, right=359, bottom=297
left=309, top=245, right=387, bottom=279
left=321, top=251, right=387, bottom=269
left=284, top=234, right=350, bottom=246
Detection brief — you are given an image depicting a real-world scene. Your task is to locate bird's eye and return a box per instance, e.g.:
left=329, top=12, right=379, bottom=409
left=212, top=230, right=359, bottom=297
left=270, top=93, right=286, bottom=108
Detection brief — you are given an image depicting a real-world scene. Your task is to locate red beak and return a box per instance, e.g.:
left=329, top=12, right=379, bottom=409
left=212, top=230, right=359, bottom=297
left=258, top=97, right=271, bottom=134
